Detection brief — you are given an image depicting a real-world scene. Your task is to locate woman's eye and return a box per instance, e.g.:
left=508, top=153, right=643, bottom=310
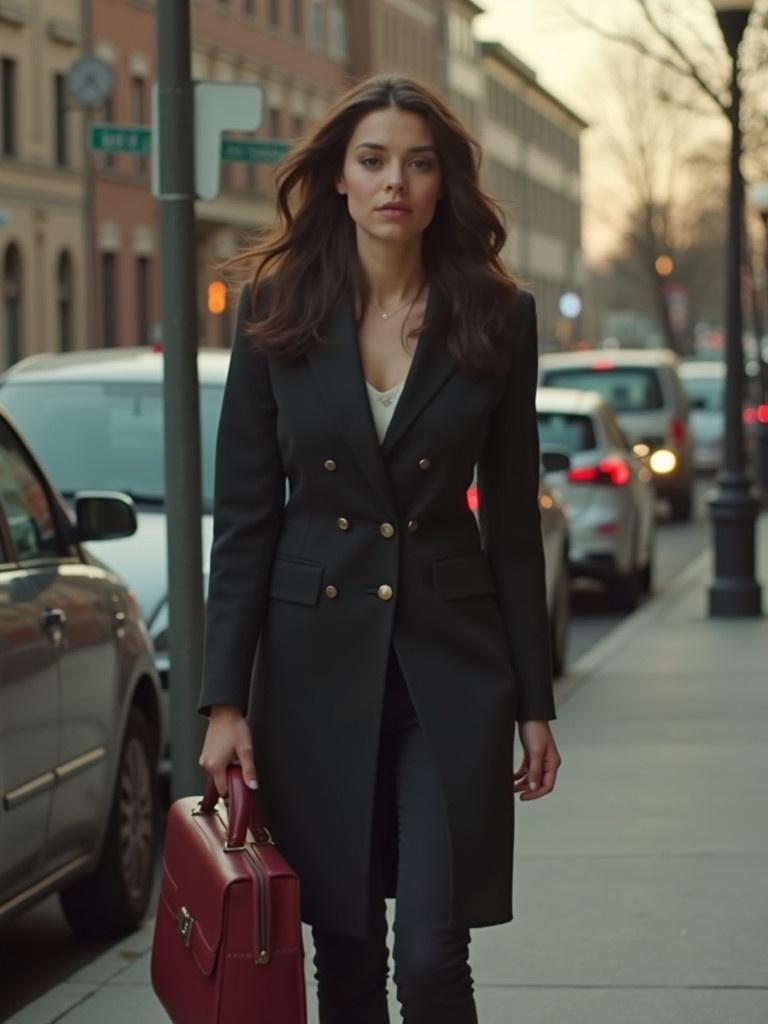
left=411, top=159, right=434, bottom=171
left=360, top=157, right=381, bottom=168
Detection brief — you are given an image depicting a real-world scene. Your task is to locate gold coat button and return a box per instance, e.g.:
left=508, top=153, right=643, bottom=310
left=324, top=459, right=337, bottom=472
left=337, top=517, right=350, bottom=531
left=325, top=585, right=338, bottom=599
left=407, top=519, right=420, bottom=533
left=418, top=457, right=431, bottom=471
left=379, top=522, right=395, bottom=538
left=377, top=584, right=393, bottom=601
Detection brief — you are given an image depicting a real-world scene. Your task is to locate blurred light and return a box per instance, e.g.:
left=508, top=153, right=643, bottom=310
left=568, top=457, right=630, bottom=486
left=540, top=493, right=554, bottom=509
left=743, top=407, right=756, bottom=424
left=559, top=292, right=582, bottom=318
left=208, top=280, right=227, bottom=315
left=591, top=360, right=615, bottom=371
left=596, top=522, right=619, bottom=535
left=633, top=442, right=651, bottom=458
left=758, top=404, right=768, bottom=424
left=466, top=486, right=479, bottom=511
left=655, top=255, right=674, bottom=277
left=649, top=449, right=677, bottom=474
left=670, top=417, right=686, bottom=446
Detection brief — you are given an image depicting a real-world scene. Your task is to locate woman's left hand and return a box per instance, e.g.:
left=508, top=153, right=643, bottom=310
left=514, top=721, right=561, bottom=801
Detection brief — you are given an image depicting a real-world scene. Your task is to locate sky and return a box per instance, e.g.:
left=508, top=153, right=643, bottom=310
left=471, top=0, right=732, bottom=263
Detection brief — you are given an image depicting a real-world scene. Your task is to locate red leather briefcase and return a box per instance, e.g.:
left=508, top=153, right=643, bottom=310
left=151, top=766, right=307, bottom=1024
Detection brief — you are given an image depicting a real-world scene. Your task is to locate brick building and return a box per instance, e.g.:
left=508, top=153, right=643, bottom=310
left=0, top=0, right=86, bottom=370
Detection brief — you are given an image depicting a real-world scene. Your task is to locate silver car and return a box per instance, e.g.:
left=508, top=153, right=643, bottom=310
left=536, top=386, right=656, bottom=610
left=0, top=405, right=163, bottom=937
left=679, top=360, right=725, bottom=473
left=539, top=348, right=695, bottom=521
left=0, top=348, right=229, bottom=695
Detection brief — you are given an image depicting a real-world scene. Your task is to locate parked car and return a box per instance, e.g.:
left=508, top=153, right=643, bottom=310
left=538, top=349, right=695, bottom=521
left=0, top=405, right=163, bottom=937
left=467, top=453, right=571, bottom=676
left=0, top=347, right=230, bottom=696
left=535, top=386, right=656, bottom=610
left=679, top=360, right=725, bottom=473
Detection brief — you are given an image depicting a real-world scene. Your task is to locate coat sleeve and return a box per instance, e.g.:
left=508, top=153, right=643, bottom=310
left=476, top=291, right=557, bottom=722
left=198, top=285, right=285, bottom=715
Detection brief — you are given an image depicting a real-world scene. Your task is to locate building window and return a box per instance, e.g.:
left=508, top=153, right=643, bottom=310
left=291, top=0, right=303, bottom=35
left=131, top=76, right=147, bottom=174
left=57, top=251, right=74, bottom=352
left=308, top=0, right=325, bottom=50
left=54, top=73, right=68, bottom=167
left=3, top=243, right=21, bottom=367
left=136, top=256, right=150, bottom=344
left=269, top=107, right=281, bottom=138
left=269, top=0, right=280, bottom=27
left=1, top=58, right=17, bottom=156
left=328, top=1, right=346, bottom=59
left=101, top=252, right=117, bottom=347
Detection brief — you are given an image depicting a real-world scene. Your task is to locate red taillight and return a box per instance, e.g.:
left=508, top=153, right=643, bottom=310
left=591, top=360, right=615, bottom=371
left=670, top=416, right=686, bottom=445
left=466, top=486, right=480, bottom=511
left=568, top=457, right=630, bottom=486
left=758, top=404, right=768, bottom=424
left=744, top=407, right=757, bottom=424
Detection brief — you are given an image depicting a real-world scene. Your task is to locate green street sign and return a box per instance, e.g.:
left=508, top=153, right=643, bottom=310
left=220, top=138, right=291, bottom=164
left=89, top=123, right=151, bottom=155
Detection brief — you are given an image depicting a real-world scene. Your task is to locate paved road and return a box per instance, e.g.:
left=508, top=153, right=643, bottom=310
left=0, top=477, right=716, bottom=1023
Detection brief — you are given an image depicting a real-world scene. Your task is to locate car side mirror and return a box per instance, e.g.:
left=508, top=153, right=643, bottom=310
left=75, top=491, right=138, bottom=541
left=540, top=446, right=571, bottom=475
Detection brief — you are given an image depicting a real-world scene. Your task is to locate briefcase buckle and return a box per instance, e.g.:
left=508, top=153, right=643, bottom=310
left=178, top=906, right=195, bottom=948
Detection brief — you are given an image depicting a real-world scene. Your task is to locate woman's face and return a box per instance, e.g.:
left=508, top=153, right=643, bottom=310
left=336, top=106, right=443, bottom=245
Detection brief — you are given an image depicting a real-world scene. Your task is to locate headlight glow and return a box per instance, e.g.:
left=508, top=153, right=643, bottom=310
left=649, top=448, right=677, bottom=474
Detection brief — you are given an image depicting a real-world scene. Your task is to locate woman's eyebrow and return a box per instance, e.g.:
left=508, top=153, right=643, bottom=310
left=354, top=142, right=437, bottom=153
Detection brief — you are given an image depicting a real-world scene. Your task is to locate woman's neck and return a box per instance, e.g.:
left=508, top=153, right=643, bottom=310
left=356, top=231, right=425, bottom=308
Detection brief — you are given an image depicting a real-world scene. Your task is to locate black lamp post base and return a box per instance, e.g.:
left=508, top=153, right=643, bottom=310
left=708, top=476, right=762, bottom=616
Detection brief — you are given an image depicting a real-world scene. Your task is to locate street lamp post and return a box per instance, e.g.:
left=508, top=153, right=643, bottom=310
left=708, top=0, right=762, bottom=616
left=749, top=180, right=768, bottom=502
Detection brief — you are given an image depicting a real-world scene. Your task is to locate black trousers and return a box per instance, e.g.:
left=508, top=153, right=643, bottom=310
left=311, top=650, right=479, bottom=1024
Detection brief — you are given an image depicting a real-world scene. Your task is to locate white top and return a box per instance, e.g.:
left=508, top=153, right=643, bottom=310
left=365, top=378, right=406, bottom=444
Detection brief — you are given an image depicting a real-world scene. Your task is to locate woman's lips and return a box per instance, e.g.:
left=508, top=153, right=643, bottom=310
left=376, top=205, right=412, bottom=218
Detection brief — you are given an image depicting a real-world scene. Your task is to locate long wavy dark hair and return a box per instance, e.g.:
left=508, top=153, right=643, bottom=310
left=229, top=75, right=519, bottom=375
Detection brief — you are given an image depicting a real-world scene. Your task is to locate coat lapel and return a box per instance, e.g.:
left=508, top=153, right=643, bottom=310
left=305, top=285, right=457, bottom=506
left=380, top=285, right=455, bottom=455
left=305, top=294, right=394, bottom=510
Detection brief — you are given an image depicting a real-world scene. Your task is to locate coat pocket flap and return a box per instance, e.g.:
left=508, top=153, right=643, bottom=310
left=433, top=552, right=497, bottom=599
left=269, top=556, right=324, bottom=606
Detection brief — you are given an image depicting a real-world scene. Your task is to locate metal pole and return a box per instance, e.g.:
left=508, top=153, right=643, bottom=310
left=81, top=0, right=95, bottom=348
left=707, top=9, right=762, bottom=617
left=155, top=0, right=206, bottom=796
left=755, top=210, right=768, bottom=503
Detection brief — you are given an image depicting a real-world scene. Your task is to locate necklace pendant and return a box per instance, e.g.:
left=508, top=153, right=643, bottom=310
left=381, top=312, right=390, bottom=320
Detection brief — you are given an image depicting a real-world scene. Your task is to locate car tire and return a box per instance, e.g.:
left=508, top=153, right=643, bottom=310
left=669, top=485, right=693, bottom=522
left=59, top=709, right=159, bottom=939
left=640, top=550, right=654, bottom=594
left=550, top=559, right=570, bottom=678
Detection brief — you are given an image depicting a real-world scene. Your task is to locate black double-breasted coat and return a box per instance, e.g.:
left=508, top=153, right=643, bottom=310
left=200, top=281, right=557, bottom=940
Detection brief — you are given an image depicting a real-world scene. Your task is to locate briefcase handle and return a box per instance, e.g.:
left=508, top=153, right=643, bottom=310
left=199, top=765, right=273, bottom=850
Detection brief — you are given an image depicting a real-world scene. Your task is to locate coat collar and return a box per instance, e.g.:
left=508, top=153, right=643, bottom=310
left=305, top=284, right=456, bottom=509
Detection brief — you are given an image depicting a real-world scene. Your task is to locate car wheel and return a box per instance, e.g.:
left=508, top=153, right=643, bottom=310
left=550, top=559, right=570, bottom=678
left=669, top=486, right=693, bottom=522
left=59, top=709, right=158, bottom=939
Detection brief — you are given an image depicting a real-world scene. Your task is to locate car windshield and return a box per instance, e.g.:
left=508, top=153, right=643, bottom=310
left=537, top=411, right=596, bottom=453
left=682, top=375, right=723, bottom=412
left=0, top=381, right=225, bottom=510
left=541, top=367, right=664, bottom=412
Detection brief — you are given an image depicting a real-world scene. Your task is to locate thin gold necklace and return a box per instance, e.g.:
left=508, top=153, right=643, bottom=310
left=370, top=282, right=425, bottom=321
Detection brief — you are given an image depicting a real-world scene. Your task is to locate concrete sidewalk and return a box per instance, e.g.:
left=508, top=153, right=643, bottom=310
left=8, top=518, right=768, bottom=1024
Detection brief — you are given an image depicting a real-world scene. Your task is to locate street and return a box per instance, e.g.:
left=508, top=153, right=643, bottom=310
left=0, top=479, right=714, bottom=1024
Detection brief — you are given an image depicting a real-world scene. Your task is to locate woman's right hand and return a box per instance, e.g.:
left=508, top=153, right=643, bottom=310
left=199, top=705, right=259, bottom=797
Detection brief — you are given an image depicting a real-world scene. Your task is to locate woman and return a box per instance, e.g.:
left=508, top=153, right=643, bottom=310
left=199, top=76, right=562, bottom=1024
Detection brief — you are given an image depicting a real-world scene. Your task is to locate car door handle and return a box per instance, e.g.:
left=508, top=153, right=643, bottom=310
left=41, top=607, right=67, bottom=632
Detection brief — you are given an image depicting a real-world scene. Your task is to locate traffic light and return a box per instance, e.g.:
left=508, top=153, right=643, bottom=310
left=208, top=280, right=227, bottom=315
